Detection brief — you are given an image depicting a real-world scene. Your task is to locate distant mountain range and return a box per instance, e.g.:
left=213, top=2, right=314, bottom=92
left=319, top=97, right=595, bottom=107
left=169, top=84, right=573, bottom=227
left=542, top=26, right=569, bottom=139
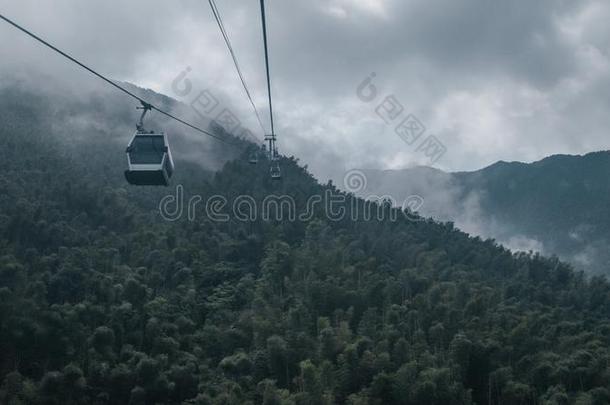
left=5, top=77, right=610, bottom=403
left=360, top=151, right=610, bottom=274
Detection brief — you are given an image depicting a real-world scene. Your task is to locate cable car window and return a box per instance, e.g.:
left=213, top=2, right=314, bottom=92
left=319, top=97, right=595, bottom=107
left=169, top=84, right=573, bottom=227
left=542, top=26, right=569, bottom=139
left=129, top=136, right=165, bottom=164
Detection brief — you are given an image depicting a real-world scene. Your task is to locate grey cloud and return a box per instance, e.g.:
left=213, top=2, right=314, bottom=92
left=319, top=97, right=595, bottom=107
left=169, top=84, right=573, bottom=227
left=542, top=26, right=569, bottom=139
left=1, top=0, right=610, bottom=183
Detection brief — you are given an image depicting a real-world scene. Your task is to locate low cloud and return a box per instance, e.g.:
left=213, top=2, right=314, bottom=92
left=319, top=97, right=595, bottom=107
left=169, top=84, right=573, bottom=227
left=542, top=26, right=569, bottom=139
left=2, top=0, right=610, bottom=183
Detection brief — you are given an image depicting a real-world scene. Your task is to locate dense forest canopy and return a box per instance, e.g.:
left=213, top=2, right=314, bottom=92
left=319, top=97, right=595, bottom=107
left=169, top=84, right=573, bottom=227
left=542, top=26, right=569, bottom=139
left=2, top=83, right=610, bottom=405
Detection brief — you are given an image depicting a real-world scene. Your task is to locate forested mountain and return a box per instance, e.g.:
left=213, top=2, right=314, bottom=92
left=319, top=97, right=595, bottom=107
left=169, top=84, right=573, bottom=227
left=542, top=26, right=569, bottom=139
left=361, top=153, right=610, bottom=275
left=3, top=81, right=610, bottom=405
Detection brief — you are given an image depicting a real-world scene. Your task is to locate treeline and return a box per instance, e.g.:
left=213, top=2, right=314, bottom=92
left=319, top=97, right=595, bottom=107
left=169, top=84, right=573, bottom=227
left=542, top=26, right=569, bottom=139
left=2, top=88, right=610, bottom=404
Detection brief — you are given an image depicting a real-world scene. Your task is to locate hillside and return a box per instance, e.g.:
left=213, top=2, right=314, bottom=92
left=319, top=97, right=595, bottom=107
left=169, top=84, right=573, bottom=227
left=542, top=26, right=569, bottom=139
left=2, top=82, right=610, bottom=404
left=361, top=153, right=610, bottom=275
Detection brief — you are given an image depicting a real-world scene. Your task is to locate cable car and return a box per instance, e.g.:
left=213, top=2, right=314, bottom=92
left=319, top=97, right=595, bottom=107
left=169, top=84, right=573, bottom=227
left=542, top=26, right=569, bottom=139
left=124, top=131, right=174, bottom=186
left=248, top=150, right=258, bottom=164
left=124, top=103, right=174, bottom=186
left=270, top=162, right=281, bottom=180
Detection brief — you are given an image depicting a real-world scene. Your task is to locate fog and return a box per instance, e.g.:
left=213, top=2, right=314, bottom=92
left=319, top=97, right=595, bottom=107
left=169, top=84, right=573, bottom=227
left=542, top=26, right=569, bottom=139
left=2, top=0, right=610, bottom=184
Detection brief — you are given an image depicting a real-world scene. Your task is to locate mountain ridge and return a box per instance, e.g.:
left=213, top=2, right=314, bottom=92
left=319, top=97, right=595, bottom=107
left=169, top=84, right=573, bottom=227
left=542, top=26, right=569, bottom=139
left=2, top=81, right=610, bottom=404
left=360, top=150, right=610, bottom=274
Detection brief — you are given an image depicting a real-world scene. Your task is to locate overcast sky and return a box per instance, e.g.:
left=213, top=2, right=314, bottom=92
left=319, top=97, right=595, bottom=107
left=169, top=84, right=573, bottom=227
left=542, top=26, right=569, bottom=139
left=1, top=0, right=610, bottom=183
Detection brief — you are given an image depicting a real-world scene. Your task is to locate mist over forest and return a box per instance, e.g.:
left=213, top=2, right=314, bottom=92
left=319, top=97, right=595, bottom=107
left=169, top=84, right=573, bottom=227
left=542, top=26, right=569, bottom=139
left=3, top=1, right=610, bottom=404
left=359, top=154, right=610, bottom=276
left=0, top=73, right=609, bottom=405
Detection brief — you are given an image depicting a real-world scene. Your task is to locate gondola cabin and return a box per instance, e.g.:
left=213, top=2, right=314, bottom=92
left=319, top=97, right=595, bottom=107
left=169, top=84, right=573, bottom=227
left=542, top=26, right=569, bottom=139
left=270, top=163, right=281, bottom=180
left=248, top=151, right=258, bottom=164
left=124, top=131, right=174, bottom=186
